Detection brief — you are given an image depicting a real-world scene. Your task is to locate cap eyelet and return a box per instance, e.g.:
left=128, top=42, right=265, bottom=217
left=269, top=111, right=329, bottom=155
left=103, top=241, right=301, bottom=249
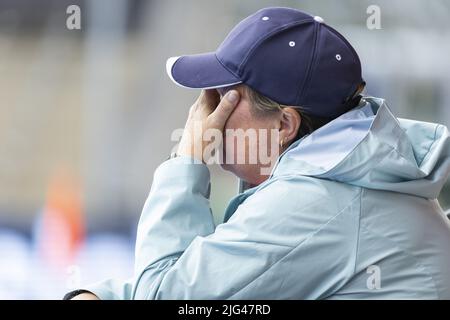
left=262, top=16, right=269, bottom=21
left=335, top=54, right=342, bottom=61
left=314, top=16, right=324, bottom=23
left=289, top=41, right=296, bottom=47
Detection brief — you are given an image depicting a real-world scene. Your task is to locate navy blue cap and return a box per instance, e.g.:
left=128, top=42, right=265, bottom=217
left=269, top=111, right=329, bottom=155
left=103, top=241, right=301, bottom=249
left=166, top=7, right=364, bottom=118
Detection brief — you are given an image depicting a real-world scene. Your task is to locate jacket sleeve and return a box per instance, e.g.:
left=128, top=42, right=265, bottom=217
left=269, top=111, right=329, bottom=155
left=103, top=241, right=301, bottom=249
left=132, top=160, right=361, bottom=299
left=71, top=156, right=359, bottom=299
left=64, top=156, right=215, bottom=300
left=131, top=156, right=217, bottom=298
left=133, top=155, right=290, bottom=299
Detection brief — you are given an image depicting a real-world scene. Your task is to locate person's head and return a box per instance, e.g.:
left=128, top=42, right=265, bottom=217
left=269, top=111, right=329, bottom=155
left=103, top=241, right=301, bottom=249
left=166, top=7, right=365, bottom=184
left=217, top=84, right=340, bottom=185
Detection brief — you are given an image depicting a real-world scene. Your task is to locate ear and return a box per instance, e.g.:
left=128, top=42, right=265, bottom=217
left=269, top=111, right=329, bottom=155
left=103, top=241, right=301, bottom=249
left=279, top=107, right=301, bottom=147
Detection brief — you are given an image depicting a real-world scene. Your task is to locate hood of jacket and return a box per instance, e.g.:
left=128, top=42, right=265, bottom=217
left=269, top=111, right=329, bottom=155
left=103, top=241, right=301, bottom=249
left=272, top=96, right=450, bottom=199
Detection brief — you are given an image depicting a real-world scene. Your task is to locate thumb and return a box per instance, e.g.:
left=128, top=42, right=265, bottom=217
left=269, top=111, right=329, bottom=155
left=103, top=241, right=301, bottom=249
left=209, top=90, right=240, bottom=129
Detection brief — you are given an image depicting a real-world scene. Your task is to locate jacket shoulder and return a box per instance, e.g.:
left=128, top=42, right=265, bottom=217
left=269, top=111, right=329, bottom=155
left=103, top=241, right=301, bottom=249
left=226, top=176, right=362, bottom=248
left=223, top=176, right=363, bottom=298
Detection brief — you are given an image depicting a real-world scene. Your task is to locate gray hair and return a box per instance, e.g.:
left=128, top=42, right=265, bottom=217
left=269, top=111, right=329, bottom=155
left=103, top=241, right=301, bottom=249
left=244, top=85, right=324, bottom=141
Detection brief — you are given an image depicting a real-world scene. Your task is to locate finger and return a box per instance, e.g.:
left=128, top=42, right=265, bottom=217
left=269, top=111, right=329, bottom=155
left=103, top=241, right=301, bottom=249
left=209, top=90, right=240, bottom=128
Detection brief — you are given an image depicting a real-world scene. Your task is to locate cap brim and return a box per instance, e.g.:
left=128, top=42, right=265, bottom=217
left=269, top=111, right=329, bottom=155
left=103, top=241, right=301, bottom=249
left=166, top=52, right=242, bottom=89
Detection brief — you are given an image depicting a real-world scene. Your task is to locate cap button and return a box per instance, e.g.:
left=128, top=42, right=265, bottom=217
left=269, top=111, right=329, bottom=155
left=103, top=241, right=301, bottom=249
left=314, top=16, right=324, bottom=23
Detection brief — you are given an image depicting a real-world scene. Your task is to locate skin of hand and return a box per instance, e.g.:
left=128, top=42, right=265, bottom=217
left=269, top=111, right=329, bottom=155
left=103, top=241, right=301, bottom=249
left=70, top=292, right=100, bottom=300
left=176, top=89, right=240, bottom=162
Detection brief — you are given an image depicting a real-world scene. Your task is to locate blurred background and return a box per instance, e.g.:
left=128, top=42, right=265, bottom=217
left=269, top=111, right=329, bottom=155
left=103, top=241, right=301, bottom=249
left=1, top=0, right=450, bottom=299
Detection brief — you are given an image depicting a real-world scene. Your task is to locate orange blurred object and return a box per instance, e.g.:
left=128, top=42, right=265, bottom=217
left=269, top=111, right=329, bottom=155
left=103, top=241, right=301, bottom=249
left=38, top=168, right=85, bottom=271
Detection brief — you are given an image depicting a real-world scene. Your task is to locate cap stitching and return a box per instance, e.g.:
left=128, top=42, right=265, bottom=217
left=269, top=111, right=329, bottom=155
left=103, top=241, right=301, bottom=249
left=323, top=25, right=363, bottom=103
left=236, top=18, right=314, bottom=76
left=295, top=22, right=321, bottom=105
left=325, top=25, right=361, bottom=66
left=214, top=52, right=241, bottom=79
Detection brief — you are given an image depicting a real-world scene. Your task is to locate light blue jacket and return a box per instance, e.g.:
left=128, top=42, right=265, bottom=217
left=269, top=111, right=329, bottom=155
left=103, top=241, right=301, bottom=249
left=82, top=96, right=450, bottom=299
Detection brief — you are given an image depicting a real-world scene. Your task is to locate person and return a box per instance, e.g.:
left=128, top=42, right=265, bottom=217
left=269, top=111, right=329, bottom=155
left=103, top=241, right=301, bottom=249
left=67, top=7, right=450, bottom=300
